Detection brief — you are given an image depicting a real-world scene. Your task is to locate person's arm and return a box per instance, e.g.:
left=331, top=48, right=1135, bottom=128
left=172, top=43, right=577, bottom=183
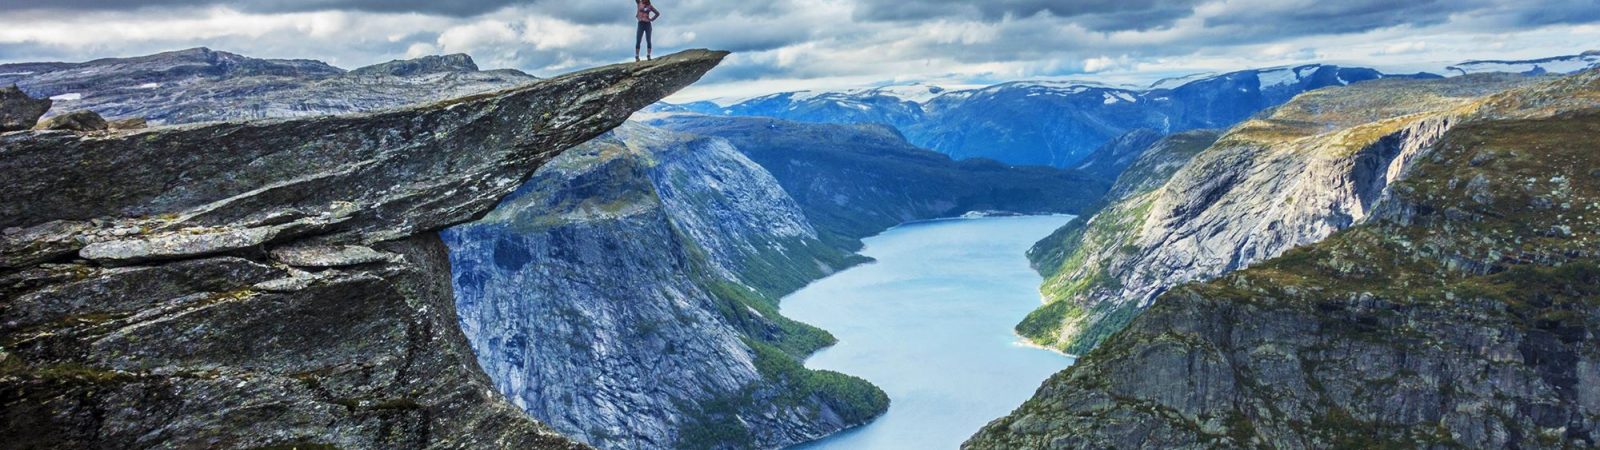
left=650, top=6, right=660, bottom=21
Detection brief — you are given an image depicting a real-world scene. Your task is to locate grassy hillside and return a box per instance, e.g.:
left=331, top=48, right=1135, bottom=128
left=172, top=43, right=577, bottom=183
left=1019, top=74, right=1548, bottom=355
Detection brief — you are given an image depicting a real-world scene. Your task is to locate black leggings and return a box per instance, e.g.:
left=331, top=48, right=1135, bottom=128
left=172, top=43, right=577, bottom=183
left=636, top=21, right=653, bottom=51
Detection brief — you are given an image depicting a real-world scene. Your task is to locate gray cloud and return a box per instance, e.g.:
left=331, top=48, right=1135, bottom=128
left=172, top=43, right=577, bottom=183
left=1482, top=0, right=1600, bottom=27
left=0, top=0, right=1595, bottom=100
left=1200, top=0, right=1464, bottom=36
left=851, top=0, right=1203, bottom=31
left=0, top=0, right=804, bottom=23
left=0, top=0, right=523, bottom=16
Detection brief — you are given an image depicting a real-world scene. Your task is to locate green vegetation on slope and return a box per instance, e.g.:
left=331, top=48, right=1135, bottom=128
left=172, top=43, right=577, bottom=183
left=653, top=142, right=887, bottom=448
left=1021, top=131, right=1216, bottom=354
left=675, top=339, right=890, bottom=450
left=968, top=94, right=1600, bottom=449
left=465, top=125, right=889, bottom=449
left=1016, top=74, right=1555, bottom=356
left=674, top=222, right=887, bottom=449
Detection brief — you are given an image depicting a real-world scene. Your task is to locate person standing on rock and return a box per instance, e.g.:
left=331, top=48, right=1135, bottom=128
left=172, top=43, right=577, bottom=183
left=635, top=0, right=660, bottom=62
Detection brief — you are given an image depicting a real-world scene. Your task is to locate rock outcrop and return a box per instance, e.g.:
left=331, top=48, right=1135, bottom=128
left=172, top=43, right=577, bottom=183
left=969, top=69, right=1600, bottom=449
left=1019, top=73, right=1550, bottom=355
left=0, top=86, right=50, bottom=132
left=0, top=49, right=726, bottom=449
left=352, top=54, right=481, bottom=77
left=446, top=124, right=885, bottom=449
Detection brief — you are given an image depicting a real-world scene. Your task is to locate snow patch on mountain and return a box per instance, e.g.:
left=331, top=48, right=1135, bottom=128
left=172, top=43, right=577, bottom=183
left=787, top=90, right=827, bottom=102
left=1149, top=72, right=1218, bottom=90
left=1102, top=91, right=1137, bottom=104
left=705, top=82, right=976, bottom=107
left=1258, top=68, right=1299, bottom=88
left=862, top=83, right=956, bottom=103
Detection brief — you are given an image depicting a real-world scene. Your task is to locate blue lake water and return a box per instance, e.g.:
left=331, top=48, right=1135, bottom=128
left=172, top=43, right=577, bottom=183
left=782, top=215, right=1078, bottom=450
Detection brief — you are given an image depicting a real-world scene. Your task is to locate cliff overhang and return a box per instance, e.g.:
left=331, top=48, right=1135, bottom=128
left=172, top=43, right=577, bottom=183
left=0, top=50, right=726, bottom=449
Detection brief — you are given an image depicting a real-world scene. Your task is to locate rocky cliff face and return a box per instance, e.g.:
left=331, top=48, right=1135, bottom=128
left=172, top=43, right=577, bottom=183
left=444, top=124, right=885, bottom=450
left=969, top=69, right=1600, bottom=449
left=0, top=47, right=538, bottom=125
left=1024, top=128, right=1222, bottom=341
left=0, top=50, right=726, bottom=449
left=1019, top=73, right=1549, bottom=355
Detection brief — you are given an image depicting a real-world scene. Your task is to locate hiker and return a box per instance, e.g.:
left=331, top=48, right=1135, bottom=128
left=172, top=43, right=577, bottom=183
left=635, top=0, right=660, bottom=61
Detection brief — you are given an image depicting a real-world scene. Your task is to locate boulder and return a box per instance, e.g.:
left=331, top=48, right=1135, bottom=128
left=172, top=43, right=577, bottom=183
left=34, top=110, right=108, bottom=132
left=0, top=85, right=50, bottom=132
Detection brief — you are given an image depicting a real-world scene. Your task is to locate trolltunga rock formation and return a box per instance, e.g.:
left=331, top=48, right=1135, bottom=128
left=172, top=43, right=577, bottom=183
left=0, top=49, right=726, bottom=449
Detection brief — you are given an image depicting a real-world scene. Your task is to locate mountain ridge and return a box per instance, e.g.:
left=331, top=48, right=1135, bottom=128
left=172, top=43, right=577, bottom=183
left=0, top=47, right=538, bottom=124
left=645, top=114, right=1110, bottom=247
left=664, top=51, right=1597, bottom=168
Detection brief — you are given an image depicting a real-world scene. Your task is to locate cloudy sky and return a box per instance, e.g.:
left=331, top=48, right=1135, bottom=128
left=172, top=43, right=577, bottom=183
left=2, top=0, right=1598, bottom=101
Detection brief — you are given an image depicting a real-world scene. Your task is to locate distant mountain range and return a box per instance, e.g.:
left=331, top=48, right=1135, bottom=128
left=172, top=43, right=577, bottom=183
left=1446, top=50, right=1600, bottom=76
left=644, top=115, right=1108, bottom=246
left=656, top=83, right=962, bottom=131
left=0, top=47, right=537, bottom=124
left=661, top=52, right=1600, bottom=168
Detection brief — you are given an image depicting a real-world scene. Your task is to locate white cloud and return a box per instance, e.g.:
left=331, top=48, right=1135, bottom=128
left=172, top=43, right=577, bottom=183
left=520, top=16, right=593, bottom=50
left=436, top=20, right=520, bottom=53
left=0, top=0, right=1595, bottom=104
left=404, top=42, right=439, bottom=58
left=1082, top=56, right=1124, bottom=73
left=1378, top=41, right=1429, bottom=55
